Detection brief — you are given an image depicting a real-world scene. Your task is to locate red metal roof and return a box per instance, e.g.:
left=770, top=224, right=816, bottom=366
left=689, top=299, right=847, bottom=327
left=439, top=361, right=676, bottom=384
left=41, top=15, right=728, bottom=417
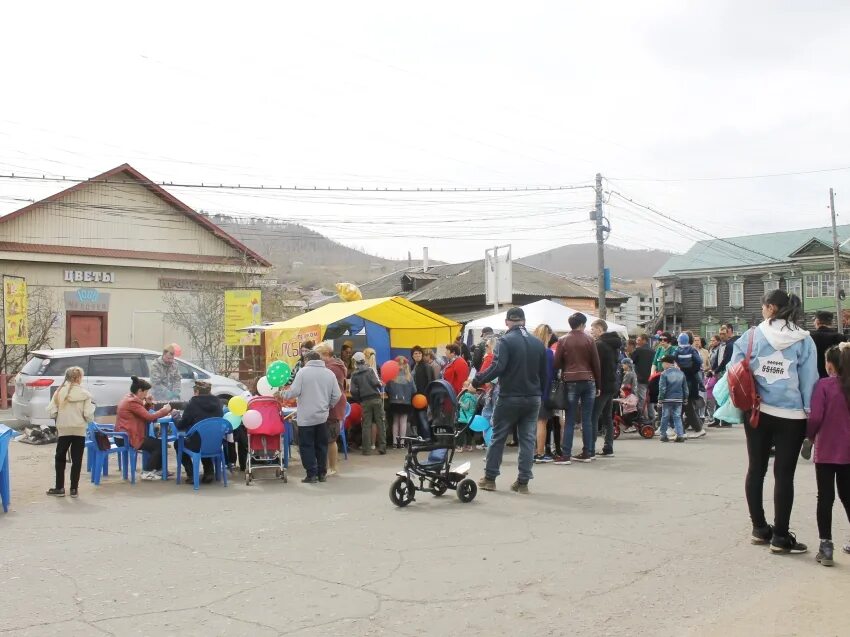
left=0, top=241, right=257, bottom=266
left=0, top=163, right=272, bottom=267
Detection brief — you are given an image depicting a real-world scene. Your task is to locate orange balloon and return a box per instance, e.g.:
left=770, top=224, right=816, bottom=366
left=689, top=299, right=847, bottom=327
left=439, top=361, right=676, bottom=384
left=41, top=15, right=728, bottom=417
left=411, top=393, right=428, bottom=410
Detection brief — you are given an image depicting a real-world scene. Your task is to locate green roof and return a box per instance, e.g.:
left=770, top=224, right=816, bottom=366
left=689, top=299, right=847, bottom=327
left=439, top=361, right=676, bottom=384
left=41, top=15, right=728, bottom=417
left=655, top=224, right=850, bottom=277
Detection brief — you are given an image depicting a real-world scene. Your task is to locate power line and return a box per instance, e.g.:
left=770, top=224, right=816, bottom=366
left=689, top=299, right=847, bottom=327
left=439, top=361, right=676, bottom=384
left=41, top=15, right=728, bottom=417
left=608, top=165, right=850, bottom=183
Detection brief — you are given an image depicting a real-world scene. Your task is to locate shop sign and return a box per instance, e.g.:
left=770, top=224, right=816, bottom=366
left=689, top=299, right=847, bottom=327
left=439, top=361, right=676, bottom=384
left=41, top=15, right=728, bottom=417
left=64, top=270, right=115, bottom=283
left=3, top=275, right=28, bottom=345
left=225, top=289, right=262, bottom=346
left=64, top=289, right=111, bottom=312
left=159, top=278, right=232, bottom=291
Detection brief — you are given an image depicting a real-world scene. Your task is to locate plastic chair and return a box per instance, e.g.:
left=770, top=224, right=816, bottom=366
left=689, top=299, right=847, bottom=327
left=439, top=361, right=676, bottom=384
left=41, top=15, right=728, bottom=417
left=175, top=417, right=230, bottom=491
left=87, top=423, right=132, bottom=486
left=86, top=423, right=116, bottom=475
left=340, top=402, right=351, bottom=460
left=0, top=424, right=15, bottom=513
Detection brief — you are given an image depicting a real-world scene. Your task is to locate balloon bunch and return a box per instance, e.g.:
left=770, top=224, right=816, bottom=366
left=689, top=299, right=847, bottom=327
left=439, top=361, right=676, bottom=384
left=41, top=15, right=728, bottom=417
left=225, top=396, right=263, bottom=430
left=256, top=361, right=292, bottom=397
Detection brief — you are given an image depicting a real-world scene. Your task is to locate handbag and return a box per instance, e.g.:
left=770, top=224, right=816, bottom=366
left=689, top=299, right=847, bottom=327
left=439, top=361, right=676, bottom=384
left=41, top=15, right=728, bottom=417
left=727, top=327, right=761, bottom=427
left=545, top=373, right=568, bottom=410
left=94, top=432, right=111, bottom=451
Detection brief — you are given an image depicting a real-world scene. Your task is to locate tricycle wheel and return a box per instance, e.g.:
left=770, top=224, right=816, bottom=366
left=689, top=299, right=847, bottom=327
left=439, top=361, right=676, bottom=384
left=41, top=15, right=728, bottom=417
left=431, top=479, right=448, bottom=497
left=389, top=476, right=415, bottom=507
left=640, top=424, right=655, bottom=439
left=457, top=478, right=477, bottom=503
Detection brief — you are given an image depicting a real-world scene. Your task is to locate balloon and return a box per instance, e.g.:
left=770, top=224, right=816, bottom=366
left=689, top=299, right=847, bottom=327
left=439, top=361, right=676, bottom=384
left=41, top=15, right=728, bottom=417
left=242, top=409, right=263, bottom=430
left=266, top=361, right=291, bottom=387
left=228, top=396, right=248, bottom=416
left=483, top=427, right=493, bottom=446
left=172, top=343, right=183, bottom=357
left=256, top=376, right=275, bottom=397
left=469, top=415, right=490, bottom=432
left=335, top=282, right=362, bottom=301
left=411, top=393, right=428, bottom=410
left=380, top=360, right=400, bottom=384
left=224, top=412, right=242, bottom=430
left=344, top=402, right=363, bottom=429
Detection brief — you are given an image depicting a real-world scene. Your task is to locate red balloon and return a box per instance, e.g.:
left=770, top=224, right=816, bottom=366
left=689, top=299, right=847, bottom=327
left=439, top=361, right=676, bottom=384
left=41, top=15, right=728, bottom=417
left=380, top=360, right=400, bottom=384
left=344, top=402, right=363, bottom=429
left=173, top=344, right=183, bottom=357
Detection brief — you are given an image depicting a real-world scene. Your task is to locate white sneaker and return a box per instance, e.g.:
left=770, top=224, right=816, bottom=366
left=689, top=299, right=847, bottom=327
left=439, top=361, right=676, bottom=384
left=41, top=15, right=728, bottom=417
left=690, top=430, right=707, bottom=439
left=328, top=469, right=338, bottom=476
left=141, top=471, right=157, bottom=481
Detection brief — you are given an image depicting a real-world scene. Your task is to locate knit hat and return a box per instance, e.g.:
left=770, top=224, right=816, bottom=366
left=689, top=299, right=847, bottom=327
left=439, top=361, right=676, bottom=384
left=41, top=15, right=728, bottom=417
left=352, top=352, right=366, bottom=364
left=677, top=333, right=690, bottom=346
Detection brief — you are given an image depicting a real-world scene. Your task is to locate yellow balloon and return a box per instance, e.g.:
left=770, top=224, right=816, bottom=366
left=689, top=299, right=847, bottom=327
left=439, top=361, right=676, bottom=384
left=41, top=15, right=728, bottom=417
left=336, top=282, right=362, bottom=302
left=228, top=396, right=248, bottom=416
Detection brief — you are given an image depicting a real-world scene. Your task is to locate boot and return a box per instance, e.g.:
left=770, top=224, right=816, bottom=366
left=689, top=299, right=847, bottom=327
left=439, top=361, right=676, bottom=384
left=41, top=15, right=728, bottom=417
left=816, top=540, right=834, bottom=567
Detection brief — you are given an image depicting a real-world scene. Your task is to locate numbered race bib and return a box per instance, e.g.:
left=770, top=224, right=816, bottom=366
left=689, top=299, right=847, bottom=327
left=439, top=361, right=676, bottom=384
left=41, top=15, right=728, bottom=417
left=755, top=351, right=792, bottom=385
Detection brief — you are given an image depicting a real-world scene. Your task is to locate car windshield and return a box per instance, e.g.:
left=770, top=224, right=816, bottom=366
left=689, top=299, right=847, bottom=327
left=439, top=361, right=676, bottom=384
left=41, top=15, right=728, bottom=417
left=20, top=356, right=49, bottom=376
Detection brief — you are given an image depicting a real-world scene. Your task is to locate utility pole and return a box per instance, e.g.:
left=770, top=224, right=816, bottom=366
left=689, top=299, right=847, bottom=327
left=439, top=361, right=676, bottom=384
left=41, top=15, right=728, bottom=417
left=831, top=187, right=842, bottom=328
left=594, top=172, right=607, bottom=319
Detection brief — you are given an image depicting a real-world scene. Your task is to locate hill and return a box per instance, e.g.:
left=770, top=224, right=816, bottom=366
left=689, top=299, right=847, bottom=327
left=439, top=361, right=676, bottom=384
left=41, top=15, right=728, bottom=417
left=518, top=243, right=672, bottom=280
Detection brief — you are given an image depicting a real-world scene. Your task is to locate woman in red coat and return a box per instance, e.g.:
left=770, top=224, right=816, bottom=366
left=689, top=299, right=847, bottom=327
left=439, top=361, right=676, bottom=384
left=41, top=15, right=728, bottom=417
left=442, top=344, right=470, bottom=396
left=115, top=376, right=172, bottom=480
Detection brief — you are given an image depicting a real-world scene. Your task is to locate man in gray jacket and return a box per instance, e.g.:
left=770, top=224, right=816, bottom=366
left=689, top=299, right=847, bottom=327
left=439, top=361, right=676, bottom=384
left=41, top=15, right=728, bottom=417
left=284, top=351, right=342, bottom=483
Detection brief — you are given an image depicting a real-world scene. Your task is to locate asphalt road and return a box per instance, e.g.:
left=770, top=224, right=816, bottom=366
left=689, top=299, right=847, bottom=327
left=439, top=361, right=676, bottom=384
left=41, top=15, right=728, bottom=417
left=1, top=429, right=848, bottom=636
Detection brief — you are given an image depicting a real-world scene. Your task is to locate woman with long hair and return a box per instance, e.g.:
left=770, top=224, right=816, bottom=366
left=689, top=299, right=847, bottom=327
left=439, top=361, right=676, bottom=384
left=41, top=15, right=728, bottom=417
left=730, top=290, right=818, bottom=553
left=386, top=356, right=414, bottom=448
left=532, top=324, right=556, bottom=462
left=45, top=366, right=94, bottom=497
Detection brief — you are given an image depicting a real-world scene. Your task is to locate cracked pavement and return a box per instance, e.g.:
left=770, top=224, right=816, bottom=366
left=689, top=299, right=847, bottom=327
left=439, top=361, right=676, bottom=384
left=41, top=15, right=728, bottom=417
left=2, top=429, right=849, bottom=636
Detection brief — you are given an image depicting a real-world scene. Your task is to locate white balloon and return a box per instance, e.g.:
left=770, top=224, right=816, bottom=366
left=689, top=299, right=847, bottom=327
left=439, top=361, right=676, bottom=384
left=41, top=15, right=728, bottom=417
left=257, top=376, right=275, bottom=397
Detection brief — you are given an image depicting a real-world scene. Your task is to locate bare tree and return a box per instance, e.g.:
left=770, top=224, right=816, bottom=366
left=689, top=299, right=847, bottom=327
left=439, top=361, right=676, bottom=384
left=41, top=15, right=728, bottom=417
left=0, top=286, right=61, bottom=375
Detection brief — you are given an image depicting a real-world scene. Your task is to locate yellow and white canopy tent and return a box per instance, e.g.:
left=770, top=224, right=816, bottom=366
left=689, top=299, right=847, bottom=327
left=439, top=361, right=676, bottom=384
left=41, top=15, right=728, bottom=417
left=258, top=296, right=460, bottom=367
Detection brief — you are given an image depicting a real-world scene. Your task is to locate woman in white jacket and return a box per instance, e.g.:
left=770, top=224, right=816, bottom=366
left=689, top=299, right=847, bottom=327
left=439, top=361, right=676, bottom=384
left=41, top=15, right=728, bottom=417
left=46, top=366, right=95, bottom=498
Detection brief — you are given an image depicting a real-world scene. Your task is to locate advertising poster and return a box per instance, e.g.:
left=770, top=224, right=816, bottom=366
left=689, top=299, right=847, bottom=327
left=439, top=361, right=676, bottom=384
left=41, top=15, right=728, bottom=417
left=265, top=324, right=324, bottom=367
left=3, top=275, right=28, bottom=345
left=224, top=289, right=262, bottom=346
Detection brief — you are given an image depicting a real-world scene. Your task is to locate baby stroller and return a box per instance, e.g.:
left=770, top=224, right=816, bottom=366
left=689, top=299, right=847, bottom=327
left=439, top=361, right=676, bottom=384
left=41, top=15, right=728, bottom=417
left=245, top=396, right=288, bottom=485
left=389, top=379, right=477, bottom=507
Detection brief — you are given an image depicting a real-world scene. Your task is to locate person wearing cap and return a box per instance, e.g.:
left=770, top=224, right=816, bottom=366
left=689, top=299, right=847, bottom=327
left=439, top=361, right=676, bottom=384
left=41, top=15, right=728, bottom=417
left=174, top=380, right=223, bottom=484
left=674, top=332, right=706, bottom=437
left=472, top=307, right=548, bottom=494
left=471, top=326, right=495, bottom=372
left=349, top=351, right=387, bottom=455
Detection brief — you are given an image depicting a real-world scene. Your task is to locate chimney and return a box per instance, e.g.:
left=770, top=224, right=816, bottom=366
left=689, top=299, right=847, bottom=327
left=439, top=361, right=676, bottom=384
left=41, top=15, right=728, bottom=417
left=423, top=247, right=429, bottom=272
left=408, top=251, right=412, bottom=269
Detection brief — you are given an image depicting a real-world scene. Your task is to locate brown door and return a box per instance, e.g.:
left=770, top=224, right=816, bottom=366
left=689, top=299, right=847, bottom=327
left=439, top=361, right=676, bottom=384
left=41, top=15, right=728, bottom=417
left=66, top=312, right=108, bottom=348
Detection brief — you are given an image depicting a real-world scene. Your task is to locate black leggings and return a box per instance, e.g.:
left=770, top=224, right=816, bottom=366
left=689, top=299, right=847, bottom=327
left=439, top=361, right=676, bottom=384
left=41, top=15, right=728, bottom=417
left=815, top=463, right=850, bottom=540
left=744, top=413, right=806, bottom=535
left=546, top=415, right=562, bottom=455
left=55, top=435, right=85, bottom=490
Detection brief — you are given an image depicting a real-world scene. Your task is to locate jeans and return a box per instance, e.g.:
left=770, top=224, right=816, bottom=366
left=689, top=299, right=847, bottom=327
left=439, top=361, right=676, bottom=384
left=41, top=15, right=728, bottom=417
left=55, top=435, right=85, bottom=490
left=660, top=402, right=684, bottom=438
left=592, top=391, right=615, bottom=454
left=815, top=464, right=850, bottom=540
left=298, top=423, right=329, bottom=479
left=635, top=383, right=654, bottom=422
left=484, top=395, right=540, bottom=484
left=744, top=413, right=806, bottom=536
left=360, top=397, right=386, bottom=453
left=563, top=381, right=596, bottom=456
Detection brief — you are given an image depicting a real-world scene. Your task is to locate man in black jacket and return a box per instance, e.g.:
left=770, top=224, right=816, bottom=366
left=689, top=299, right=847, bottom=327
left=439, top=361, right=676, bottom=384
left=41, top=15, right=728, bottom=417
left=811, top=310, right=846, bottom=378
left=473, top=307, right=547, bottom=494
left=471, top=327, right=494, bottom=371
left=713, top=323, right=738, bottom=376
left=631, top=334, right=655, bottom=424
left=591, top=320, right=622, bottom=458
left=174, top=380, right=223, bottom=484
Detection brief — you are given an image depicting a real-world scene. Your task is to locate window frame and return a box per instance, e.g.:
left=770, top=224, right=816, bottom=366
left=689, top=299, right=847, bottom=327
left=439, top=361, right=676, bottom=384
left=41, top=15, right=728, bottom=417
left=805, top=274, right=820, bottom=299
left=729, top=281, right=744, bottom=308
left=88, top=354, right=145, bottom=378
left=786, top=278, right=803, bottom=299
left=702, top=282, right=717, bottom=308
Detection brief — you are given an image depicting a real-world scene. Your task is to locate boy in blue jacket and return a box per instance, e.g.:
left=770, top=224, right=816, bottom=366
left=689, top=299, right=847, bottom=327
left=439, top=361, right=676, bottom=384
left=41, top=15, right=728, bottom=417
left=658, top=355, right=688, bottom=442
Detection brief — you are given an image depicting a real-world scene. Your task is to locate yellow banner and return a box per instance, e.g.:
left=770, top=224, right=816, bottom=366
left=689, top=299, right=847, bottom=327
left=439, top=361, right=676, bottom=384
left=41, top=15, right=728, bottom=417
left=224, top=289, right=261, bottom=346
left=265, top=324, right=324, bottom=368
left=3, top=275, right=28, bottom=346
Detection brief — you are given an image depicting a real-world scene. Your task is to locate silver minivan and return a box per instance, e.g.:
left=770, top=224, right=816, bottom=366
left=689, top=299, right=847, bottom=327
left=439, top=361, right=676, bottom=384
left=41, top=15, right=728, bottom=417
left=13, top=347, right=251, bottom=426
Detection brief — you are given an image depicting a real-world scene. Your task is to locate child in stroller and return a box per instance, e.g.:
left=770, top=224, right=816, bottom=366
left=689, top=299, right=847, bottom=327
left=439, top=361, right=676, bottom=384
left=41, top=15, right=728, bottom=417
left=389, top=379, right=478, bottom=507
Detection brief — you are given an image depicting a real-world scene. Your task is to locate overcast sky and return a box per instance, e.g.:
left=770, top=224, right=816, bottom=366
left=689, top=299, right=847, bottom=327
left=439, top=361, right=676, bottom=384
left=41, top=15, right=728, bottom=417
left=2, top=1, right=850, bottom=262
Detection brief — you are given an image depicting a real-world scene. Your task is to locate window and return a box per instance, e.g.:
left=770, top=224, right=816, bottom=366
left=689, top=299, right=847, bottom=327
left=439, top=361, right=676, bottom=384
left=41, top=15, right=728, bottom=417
left=89, top=355, right=145, bottom=377
left=822, top=273, right=835, bottom=298
left=786, top=278, right=802, bottom=299
left=763, top=279, right=779, bottom=293
left=841, top=272, right=850, bottom=295
left=44, top=356, right=90, bottom=376
left=178, top=361, right=209, bottom=380
left=729, top=282, right=744, bottom=308
left=703, top=283, right=717, bottom=308
left=805, top=274, right=820, bottom=299
left=664, top=286, right=682, bottom=303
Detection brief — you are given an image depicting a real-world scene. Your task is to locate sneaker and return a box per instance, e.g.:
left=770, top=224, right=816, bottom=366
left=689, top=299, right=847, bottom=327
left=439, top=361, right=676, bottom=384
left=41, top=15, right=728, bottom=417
left=478, top=477, right=496, bottom=491
left=318, top=475, right=327, bottom=483
left=510, top=481, right=529, bottom=494
left=378, top=449, right=387, bottom=455
left=552, top=455, right=572, bottom=465
left=800, top=438, right=813, bottom=461
left=770, top=532, right=808, bottom=554
left=328, top=469, right=338, bottom=476
left=689, top=430, right=707, bottom=439
left=571, top=452, right=592, bottom=463
left=69, top=488, right=78, bottom=498
left=457, top=447, right=465, bottom=454
left=533, top=454, right=544, bottom=463
left=816, top=540, right=834, bottom=566
left=476, top=443, right=487, bottom=450
left=675, top=436, right=686, bottom=443
left=540, top=454, right=554, bottom=463
left=660, top=436, right=669, bottom=443
left=597, top=449, right=615, bottom=458
left=141, top=471, right=157, bottom=481
left=302, top=476, right=318, bottom=484
left=623, top=426, right=637, bottom=434
left=46, top=488, right=65, bottom=497
left=751, top=525, right=773, bottom=545
left=843, top=541, right=850, bottom=554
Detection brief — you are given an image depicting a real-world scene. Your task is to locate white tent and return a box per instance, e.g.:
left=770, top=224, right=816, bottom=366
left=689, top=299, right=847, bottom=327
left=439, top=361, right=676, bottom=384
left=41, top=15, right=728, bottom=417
left=464, top=299, right=629, bottom=340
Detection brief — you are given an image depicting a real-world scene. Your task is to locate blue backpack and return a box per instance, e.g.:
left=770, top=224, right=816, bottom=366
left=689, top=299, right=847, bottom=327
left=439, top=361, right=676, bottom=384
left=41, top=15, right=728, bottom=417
left=676, top=346, right=699, bottom=376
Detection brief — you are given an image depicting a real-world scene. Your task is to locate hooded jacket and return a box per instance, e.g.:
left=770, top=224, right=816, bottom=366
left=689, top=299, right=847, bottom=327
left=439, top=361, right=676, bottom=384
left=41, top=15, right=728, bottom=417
left=674, top=343, right=703, bottom=396
left=807, top=377, right=850, bottom=465
left=730, top=320, right=818, bottom=419
left=283, top=359, right=342, bottom=427
left=324, top=357, right=348, bottom=422
left=46, top=384, right=95, bottom=437
left=596, top=332, right=622, bottom=394
left=176, top=393, right=223, bottom=432
left=349, top=364, right=382, bottom=402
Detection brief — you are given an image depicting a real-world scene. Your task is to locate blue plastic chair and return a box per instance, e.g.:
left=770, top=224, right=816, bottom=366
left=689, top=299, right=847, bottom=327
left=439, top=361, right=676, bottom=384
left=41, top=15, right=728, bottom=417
left=87, top=423, right=132, bottom=486
left=86, top=423, right=116, bottom=475
left=175, top=418, right=230, bottom=491
left=0, top=424, right=15, bottom=512
left=340, top=402, right=351, bottom=460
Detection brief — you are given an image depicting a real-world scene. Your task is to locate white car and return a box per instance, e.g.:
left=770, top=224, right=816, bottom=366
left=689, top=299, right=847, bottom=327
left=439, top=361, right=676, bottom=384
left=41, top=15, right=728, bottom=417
left=13, top=347, right=251, bottom=426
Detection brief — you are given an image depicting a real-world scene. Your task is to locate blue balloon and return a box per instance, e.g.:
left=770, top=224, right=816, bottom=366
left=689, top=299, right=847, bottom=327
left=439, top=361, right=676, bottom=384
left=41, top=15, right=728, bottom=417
left=483, top=427, right=493, bottom=446
left=469, top=415, right=490, bottom=432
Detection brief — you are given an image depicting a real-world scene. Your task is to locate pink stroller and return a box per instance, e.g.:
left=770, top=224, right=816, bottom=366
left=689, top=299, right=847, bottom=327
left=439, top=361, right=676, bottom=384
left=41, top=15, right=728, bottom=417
left=245, top=397, right=288, bottom=485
